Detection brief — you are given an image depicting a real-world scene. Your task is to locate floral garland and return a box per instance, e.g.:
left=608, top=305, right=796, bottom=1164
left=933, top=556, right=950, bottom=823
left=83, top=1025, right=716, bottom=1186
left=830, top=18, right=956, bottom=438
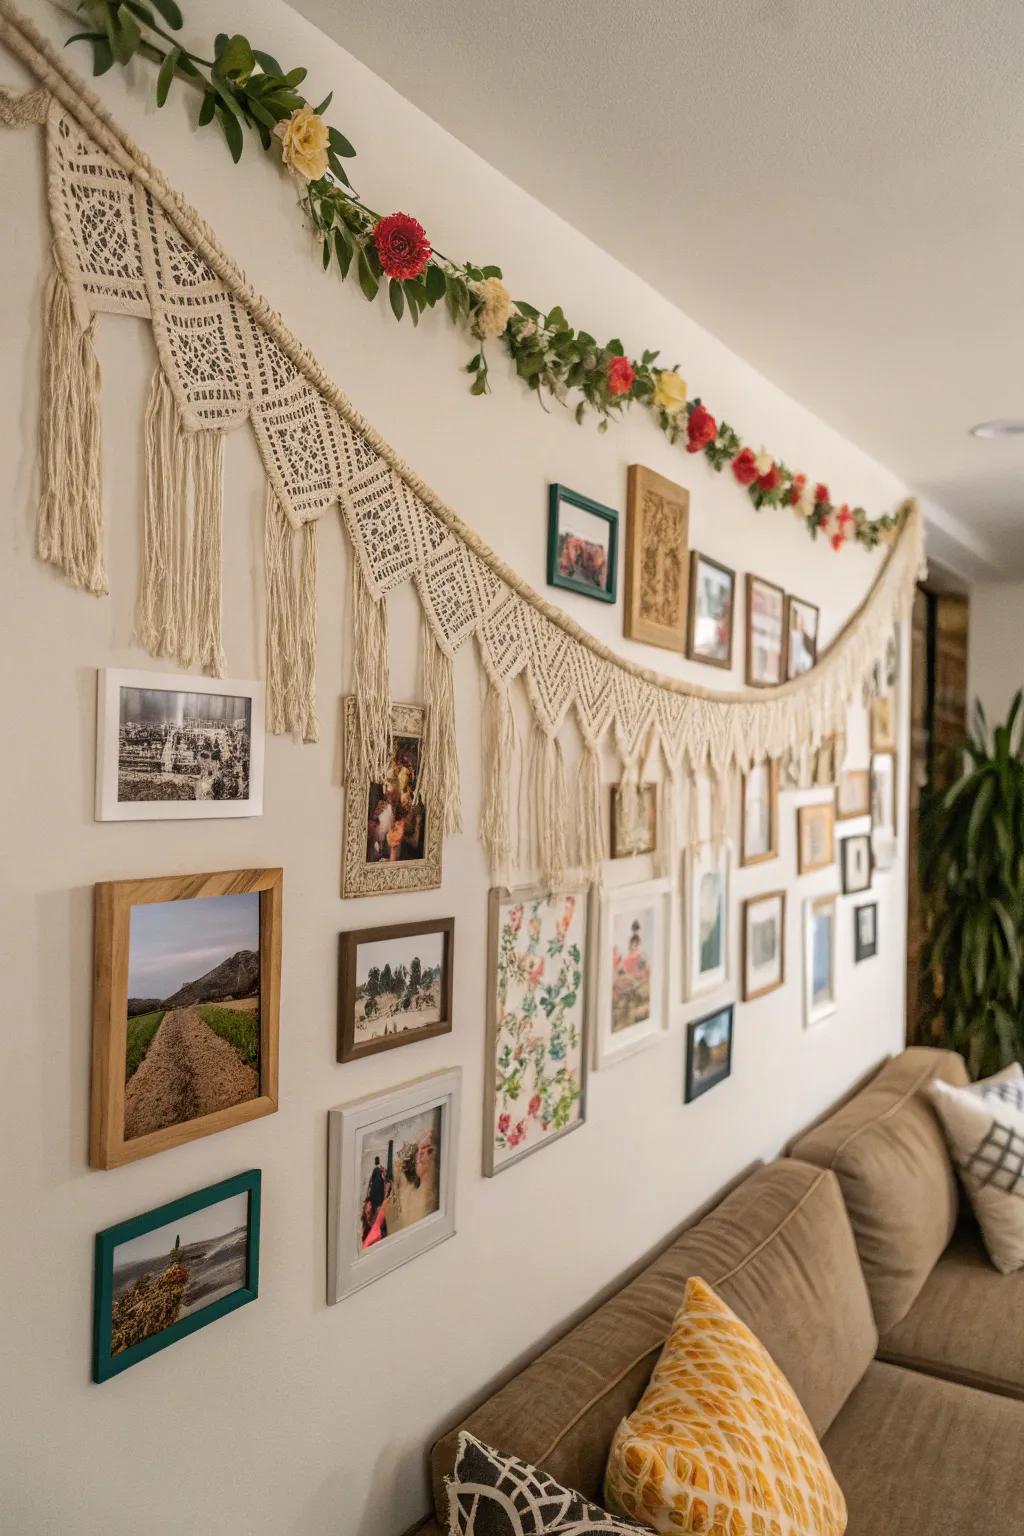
left=67, top=0, right=902, bottom=552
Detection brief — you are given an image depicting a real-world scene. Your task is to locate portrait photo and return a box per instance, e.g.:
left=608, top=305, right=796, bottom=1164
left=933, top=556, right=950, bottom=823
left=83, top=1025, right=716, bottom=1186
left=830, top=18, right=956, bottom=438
left=687, top=551, right=735, bottom=668
left=547, top=483, right=618, bottom=602
left=594, top=878, right=671, bottom=1068
left=786, top=595, right=820, bottom=678
left=685, top=1006, right=734, bottom=1103
left=686, top=842, right=730, bottom=997
left=338, top=918, right=454, bottom=1062
left=342, top=699, right=443, bottom=897
left=745, top=574, right=786, bottom=687
left=742, top=891, right=786, bottom=1001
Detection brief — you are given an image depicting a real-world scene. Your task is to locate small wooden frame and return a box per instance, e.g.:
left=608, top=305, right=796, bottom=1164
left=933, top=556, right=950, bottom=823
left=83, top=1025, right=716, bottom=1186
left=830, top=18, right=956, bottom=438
left=342, top=698, right=443, bottom=898
left=837, top=768, right=871, bottom=820
left=741, top=760, right=779, bottom=866
left=546, top=483, right=618, bottom=603
left=785, top=594, right=820, bottom=678
left=623, top=464, right=690, bottom=651
left=91, top=868, right=282, bottom=1169
left=745, top=574, right=786, bottom=687
left=870, top=696, right=897, bottom=752
left=797, top=801, right=836, bottom=873
left=687, top=551, right=736, bottom=669
left=610, top=782, right=658, bottom=858
left=338, top=918, right=454, bottom=1063
left=742, top=890, right=786, bottom=1001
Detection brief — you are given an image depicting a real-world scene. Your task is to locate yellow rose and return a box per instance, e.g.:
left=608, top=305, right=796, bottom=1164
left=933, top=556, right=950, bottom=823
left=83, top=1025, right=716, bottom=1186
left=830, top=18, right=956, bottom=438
left=473, top=276, right=515, bottom=339
left=274, top=106, right=330, bottom=182
left=651, top=369, right=688, bottom=415
left=754, top=448, right=774, bottom=477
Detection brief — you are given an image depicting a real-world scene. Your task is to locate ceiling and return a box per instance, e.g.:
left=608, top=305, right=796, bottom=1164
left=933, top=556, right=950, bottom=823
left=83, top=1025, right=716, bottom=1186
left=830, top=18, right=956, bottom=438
left=293, top=0, right=1024, bottom=579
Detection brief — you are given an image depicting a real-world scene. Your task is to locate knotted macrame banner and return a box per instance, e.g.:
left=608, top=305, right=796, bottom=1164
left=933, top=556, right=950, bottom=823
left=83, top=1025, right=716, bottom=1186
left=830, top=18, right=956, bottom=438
left=0, top=2, right=924, bottom=885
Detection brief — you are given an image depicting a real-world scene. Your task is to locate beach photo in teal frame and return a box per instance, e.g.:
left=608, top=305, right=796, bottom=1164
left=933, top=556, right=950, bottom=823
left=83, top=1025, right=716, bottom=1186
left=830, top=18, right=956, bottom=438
left=93, top=1169, right=261, bottom=1382
left=546, top=483, right=619, bottom=603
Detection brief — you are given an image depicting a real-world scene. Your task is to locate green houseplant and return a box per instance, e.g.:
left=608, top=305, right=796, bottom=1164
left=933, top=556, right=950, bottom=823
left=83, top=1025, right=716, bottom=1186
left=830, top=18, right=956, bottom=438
left=920, top=691, right=1024, bottom=1078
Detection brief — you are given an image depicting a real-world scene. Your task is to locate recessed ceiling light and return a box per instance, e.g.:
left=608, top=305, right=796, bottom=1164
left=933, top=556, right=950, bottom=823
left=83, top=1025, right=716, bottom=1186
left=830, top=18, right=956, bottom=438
left=969, top=419, right=1024, bottom=439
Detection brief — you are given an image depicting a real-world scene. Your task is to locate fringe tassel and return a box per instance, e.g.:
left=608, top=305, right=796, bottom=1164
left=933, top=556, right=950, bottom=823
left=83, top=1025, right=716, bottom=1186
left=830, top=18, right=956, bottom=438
left=710, top=767, right=732, bottom=849
left=656, top=773, right=676, bottom=879
left=264, top=488, right=320, bottom=742
left=350, top=559, right=392, bottom=783
left=137, top=369, right=185, bottom=657
left=37, top=253, right=106, bottom=594
left=182, top=431, right=225, bottom=677
left=481, top=680, right=517, bottom=881
left=420, top=617, right=462, bottom=836
left=528, top=720, right=568, bottom=888
left=687, top=767, right=701, bottom=852
left=578, top=738, right=605, bottom=877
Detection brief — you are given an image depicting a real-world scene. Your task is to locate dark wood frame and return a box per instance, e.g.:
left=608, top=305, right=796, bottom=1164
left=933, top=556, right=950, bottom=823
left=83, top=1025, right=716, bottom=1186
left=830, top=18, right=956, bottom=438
left=740, top=759, right=779, bottom=866
left=684, top=1005, right=734, bottom=1104
left=546, top=483, right=618, bottom=603
left=91, top=869, right=282, bottom=1169
left=742, top=891, right=786, bottom=1001
left=854, top=901, right=879, bottom=962
left=337, top=917, right=454, bottom=1062
left=624, top=464, right=690, bottom=651
left=744, top=573, right=786, bottom=687
left=784, top=593, right=820, bottom=679
left=797, top=800, right=836, bottom=873
left=840, top=833, right=874, bottom=894
left=687, top=550, right=736, bottom=668
left=609, top=782, right=658, bottom=858
left=837, top=768, right=871, bottom=820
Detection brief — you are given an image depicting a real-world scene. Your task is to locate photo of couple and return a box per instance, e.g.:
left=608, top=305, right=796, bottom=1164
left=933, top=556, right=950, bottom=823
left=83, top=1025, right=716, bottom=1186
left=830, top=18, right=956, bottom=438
left=357, top=1106, right=442, bottom=1250
left=365, top=733, right=427, bottom=865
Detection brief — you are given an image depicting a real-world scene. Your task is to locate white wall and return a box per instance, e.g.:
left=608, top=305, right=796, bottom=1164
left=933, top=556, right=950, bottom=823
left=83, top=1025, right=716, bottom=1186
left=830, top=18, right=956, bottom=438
left=0, top=4, right=910, bottom=1532
left=968, top=582, right=1024, bottom=724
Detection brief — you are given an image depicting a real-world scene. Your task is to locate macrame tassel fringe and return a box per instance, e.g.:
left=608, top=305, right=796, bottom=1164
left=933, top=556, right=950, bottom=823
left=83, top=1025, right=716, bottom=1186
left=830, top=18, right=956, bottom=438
left=528, top=721, right=569, bottom=888
left=350, top=559, right=392, bottom=783
left=656, top=772, right=676, bottom=879
left=710, top=767, right=732, bottom=850
left=37, top=253, right=106, bottom=594
left=181, top=431, right=225, bottom=676
left=420, top=617, right=462, bottom=836
left=137, top=368, right=185, bottom=657
left=687, top=767, right=701, bottom=852
left=578, top=739, right=605, bottom=878
left=481, top=680, right=517, bottom=880
left=264, top=488, right=319, bottom=742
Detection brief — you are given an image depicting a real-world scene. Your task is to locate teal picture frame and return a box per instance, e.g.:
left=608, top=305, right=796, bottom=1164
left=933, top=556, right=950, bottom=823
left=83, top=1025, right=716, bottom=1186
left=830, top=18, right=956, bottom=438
left=546, top=483, right=618, bottom=603
left=93, top=1169, right=261, bottom=1383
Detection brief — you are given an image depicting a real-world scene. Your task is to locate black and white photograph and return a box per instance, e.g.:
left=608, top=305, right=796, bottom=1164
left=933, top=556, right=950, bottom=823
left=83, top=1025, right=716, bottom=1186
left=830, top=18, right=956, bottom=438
left=96, top=669, right=265, bottom=821
left=854, top=902, right=879, bottom=962
left=841, top=833, right=873, bottom=894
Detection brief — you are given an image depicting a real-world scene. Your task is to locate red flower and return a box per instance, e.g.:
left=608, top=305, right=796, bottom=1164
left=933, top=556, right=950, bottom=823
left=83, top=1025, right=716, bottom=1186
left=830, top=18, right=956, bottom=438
left=838, top=503, right=854, bottom=526
left=528, top=1094, right=542, bottom=1118
left=732, top=447, right=758, bottom=485
left=831, top=533, right=844, bottom=551
left=607, top=355, right=635, bottom=396
left=757, top=462, right=780, bottom=493
left=686, top=404, right=718, bottom=453
left=814, top=482, right=830, bottom=506
left=787, top=473, right=807, bottom=507
left=497, top=1112, right=511, bottom=1135
left=373, top=211, right=431, bottom=280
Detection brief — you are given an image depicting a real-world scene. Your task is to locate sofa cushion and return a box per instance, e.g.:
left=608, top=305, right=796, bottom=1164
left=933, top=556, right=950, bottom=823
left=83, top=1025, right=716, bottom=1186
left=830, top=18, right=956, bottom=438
left=604, top=1277, right=847, bottom=1535
left=789, top=1047, right=969, bottom=1331
left=822, top=1360, right=1024, bottom=1536
left=878, top=1220, right=1024, bottom=1398
left=430, top=1160, right=875, bottom=1521
left=929, top=1063, right=1024, bottom=1273
left=447, top=1433, right=647, bottom=1534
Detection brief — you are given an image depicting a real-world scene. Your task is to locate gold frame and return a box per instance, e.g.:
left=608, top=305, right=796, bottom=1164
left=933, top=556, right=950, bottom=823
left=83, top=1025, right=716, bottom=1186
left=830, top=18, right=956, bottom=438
left=341, top=697, right=443, bottom=898
left=797, top=800, right=836, bottom=873
left=742, top=890, right=786, bottom=1001
left=623, top=464, right=690, bottom=651
left=741, top=760, right=779, bottom=867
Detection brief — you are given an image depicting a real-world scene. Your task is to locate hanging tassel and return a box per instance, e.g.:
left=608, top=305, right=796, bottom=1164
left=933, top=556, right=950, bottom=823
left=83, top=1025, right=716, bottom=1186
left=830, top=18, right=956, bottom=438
left=350, top=558, right=392, bottom=783
left=296, top=520, right=319, bottom=743
left=420, top=615, right=462, bottom=836
left=578, top=737, right=605, bottom=878
left=710, top=766, right=732, bottom=850
left=183, top=431, right=225, bottom=677
left=264, top=488, right=320, bottom=743
left=687, top=766, right=701, bottom=852
left=656, top=772, right=676, bottom=879
left=137, top=369, right=185, bottom=657
left=527, top=719, right=569, bottom=888
left=37, top=253, right=106, bottom=594
left=481, top=679, right=517, bottom=881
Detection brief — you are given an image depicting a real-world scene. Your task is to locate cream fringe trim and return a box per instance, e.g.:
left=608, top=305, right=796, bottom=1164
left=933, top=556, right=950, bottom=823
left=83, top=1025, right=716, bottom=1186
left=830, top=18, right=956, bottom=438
left=350, top=563, right=392, bottom=784
left=526, top=723, right=569, bottom=890
left=137, top=368, right=184, bottom=657
left=265, top=488, right=319, bottom=742
left=420, top=617, right=463, bottom=837
left=480, top=679, right=518, bottom=883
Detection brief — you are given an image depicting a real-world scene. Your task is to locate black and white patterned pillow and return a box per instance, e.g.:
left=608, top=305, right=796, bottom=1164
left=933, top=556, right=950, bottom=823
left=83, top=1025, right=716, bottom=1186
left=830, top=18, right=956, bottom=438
left=445, top=1433, right=645, bottom=1535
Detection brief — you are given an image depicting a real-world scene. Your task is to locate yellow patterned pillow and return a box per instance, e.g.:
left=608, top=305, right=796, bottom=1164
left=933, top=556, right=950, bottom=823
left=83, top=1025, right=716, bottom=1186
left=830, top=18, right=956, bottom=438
left=604, top=1276, right=847, bottom=1536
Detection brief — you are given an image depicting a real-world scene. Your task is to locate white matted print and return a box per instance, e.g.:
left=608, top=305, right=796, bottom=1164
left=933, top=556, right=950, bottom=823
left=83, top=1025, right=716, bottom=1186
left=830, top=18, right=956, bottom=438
left=328, top=1068, right=460, bottom=1303
left=804, top=895, right=838, bottom=1027
left=594, top=878, right=672, bottom=1068
left=96, top=669, right=264, bottom=820
left=686, top=843, right=731, bottom=998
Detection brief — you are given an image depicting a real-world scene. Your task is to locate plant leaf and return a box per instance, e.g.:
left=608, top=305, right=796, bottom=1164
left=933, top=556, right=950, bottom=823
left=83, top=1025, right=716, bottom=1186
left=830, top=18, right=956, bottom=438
left=156, top=45, right=180, bottom=107
left=149, top=0, right=184, bottom=27
left=217, top=104, right=244, bottom=163
left=388, top=278, right=405, bottom=321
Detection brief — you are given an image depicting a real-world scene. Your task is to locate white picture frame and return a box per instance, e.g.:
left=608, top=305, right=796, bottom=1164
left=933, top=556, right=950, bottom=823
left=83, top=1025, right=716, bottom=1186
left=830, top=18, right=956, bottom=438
left=685, top=842, right=731, bottom=998
left=328, top=1068, right=461, bottom=1304
left=96, top=667, right=265, bottom=821
left=804, top=894, right=838, bottom=1028
left=593, top=877, right=672, bottom=1069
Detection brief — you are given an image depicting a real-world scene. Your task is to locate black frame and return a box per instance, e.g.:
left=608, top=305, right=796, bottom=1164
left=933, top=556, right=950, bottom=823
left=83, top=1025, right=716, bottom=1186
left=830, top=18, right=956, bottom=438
left=546, top=483, right=619, bottom=602
left=854, top=902, right=879, bottom=962
left=840, top=832, right=873, bottom=894
left=684, top=1005, right=735, bottom=1103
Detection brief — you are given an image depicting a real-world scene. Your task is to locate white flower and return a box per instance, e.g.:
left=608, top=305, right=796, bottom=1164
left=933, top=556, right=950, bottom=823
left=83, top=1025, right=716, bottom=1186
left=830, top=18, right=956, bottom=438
left=472, top=276, right=515, bottom=339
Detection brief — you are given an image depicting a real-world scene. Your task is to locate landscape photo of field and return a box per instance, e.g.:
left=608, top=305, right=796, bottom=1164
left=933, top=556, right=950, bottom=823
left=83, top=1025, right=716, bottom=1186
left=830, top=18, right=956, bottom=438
left=123, top=892, right=261, bottom=1140
left=353, top=930, right=445, bottom=1042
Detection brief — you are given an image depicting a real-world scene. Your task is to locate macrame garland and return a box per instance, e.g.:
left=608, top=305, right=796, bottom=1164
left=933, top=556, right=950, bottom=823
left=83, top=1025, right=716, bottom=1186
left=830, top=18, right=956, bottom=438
left=480, top=677, right=517, bottom=881
left=656, top=769, right=678, bottom=880
left=527, top=720, right=570, bottom=888
left=264, top=487, right=319, bottom=742
left=420, top=615, right=462, bottom=836
left=709, top=765, right=732, bottom=850
left=37, top=252, right=105, bottom=595
left=687, top=765, right=701, bottom=853
left=349, top=558, right=392, bottom=783
left=577, top=736, right=606, bottom=878
left=137, top=367, right=185, bottom=657
left=181, top=430, right=225, bottom=676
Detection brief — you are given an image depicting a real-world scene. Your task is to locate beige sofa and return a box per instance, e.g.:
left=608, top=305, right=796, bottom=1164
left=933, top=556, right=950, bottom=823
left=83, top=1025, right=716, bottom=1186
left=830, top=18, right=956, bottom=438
left=415, top=1048, right=1024, bottom=1534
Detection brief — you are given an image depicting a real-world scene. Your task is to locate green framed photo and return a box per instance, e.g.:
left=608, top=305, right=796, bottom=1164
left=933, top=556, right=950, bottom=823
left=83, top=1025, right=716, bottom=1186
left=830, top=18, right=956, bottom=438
left=93, top=1169, right=261, bottom=1382
left=546, top=483, right=619, bottom=603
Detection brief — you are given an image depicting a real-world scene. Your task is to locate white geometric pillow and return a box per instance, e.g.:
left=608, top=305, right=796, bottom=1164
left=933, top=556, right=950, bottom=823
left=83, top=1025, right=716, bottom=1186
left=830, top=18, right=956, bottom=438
left=929, top=1063, right=1024, bottom=1274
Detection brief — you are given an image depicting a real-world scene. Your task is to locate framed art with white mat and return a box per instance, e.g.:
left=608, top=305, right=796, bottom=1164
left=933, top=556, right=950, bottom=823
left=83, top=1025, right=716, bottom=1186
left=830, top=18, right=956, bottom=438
left=742, top=891, right=786, bottom=1001
left=593, top=878, right=672, bottom=1068
left=685, top=842, right=731, bottom=998
left=804, top=894, right=838, bottom=1028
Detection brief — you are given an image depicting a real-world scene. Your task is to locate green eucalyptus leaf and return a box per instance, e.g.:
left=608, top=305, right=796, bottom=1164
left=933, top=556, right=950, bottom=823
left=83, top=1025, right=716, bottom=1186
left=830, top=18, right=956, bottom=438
left=148, top=0, right=184, bottom=27
left=252, top=49, right=284, bottom=76
left=314, top=92, right=334, bottom=115
left=91, top=36, right=115, bottom=75
left=155, top=45, right=179, bottom=107
left=388, top=279, right=405, bottom=321
left=328, top=127, right=357, bottom=157
left=217, top=104, right=244, bottom=163
left=334, top=228, right=353, bottom=280
left=123, top=1, right=157, bottom=27
left=109, top=7, right=141, bottom=64
left=213, top=33, right=256, bottom=84
left=357, top=250, right=379, bottom=302
left=425, top=264, right=446, bottom=304
left=197, top=89, right=217, bottom=127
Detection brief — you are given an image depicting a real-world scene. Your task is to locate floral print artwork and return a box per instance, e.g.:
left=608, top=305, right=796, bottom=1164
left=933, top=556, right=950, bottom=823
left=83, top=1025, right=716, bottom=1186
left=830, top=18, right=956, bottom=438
left=490, top=892, right=586, bottom=1171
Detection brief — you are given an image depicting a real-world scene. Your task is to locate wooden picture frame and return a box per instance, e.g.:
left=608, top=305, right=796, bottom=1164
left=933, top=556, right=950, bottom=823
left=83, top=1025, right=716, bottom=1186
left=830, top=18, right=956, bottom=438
left=804, top=894, right=838, bottom=1027
left=837, top=768, right=871, bottom=820
left=797, top=801, right=836, bottom=873
left=685, top=842, right=731, bottom=998
left=93, top=1170, right=261, bottom=1382
left=840, top=833, right=873, bottom=894
left=741, top=760, right=779, bottom=866
left=341, top=697, right=443, bottom=898
left=91, top=868, right=282, bottom=1169
left=546, top=483, right=618, bottom=603
left=745, top=574, right=786, bottom=687
left=742, top=891, right=786, bottom=1001
left=338, top=918, right=454, bottom=1063
left=623, top=464, right=690, bottom=651
left=685, top=1005, right=734, bottom=1104
left=854, top=902, right=879, bottom=962
left=785, top=594, right=820, bottom=678
left=610, top=782, right=658, bottom=858
left=687, top=551, right=736, bottom=669
left=870, top=695, right=897, bottom=753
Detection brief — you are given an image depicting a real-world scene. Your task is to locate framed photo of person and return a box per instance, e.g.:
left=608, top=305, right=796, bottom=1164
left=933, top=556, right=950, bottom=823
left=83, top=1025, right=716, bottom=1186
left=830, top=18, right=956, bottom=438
left=328, top=1068, right=461, bottom=1303
left=610, top=782, right=658, bottom=858
left=623, top=464, right=690, bottom=652
left=837, top=768, right=871, bottom=820
left=338, top=918, right=454, bottom=1063
left=546, top=483, right=618, bottom=603
left=785, top=595, right=820, bottom=678
left=870, top=695, right=897, bottom=753
left=741, top=760, right=779, bottom=866
left=840, top=834, right=873, bottom=894
left=687, top=551, right=736, bottom=668
left=745, top=575, right=786, bottom=687
left=484, top=884, right=589, bottom=1176
left=797, top=801, right=835, bottom=873
left=685, top=1005, right=734, bottom=1104
left=804, top=894, right=838, bottom=1028
left=742, top=891, right=786, bottom=1001
left=93, top=1170, right=261, bottom=1383
left=91, top=869, right=282, bottom=1169
left=685, top=842, right=730, bottom=998
left=854, top=902, right=879, bottom=962
left=96, top=668, right=265, bottom=821
left=593, top=878, right=672, bottom=1068
left=341, top=698, right=442, bottom=897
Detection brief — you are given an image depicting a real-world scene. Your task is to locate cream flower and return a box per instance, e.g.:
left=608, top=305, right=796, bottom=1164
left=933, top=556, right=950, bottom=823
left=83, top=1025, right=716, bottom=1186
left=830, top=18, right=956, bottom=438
left=651, top=369, right=688, bottom=415
left=796, top=481, right=816, bottom=518
left=274, top=106, right=330, bottom=182
left=473, top=276, right=515, bottom=339
left=754, top=448, right=774, bottom=477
